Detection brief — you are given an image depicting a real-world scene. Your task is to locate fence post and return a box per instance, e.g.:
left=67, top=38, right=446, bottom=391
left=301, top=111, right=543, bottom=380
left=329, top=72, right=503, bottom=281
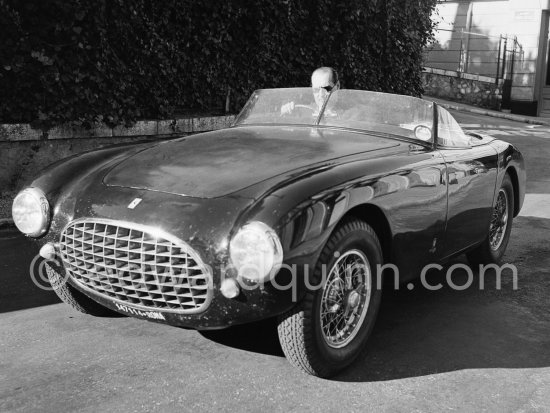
left=510, top=37, right=517, bottom=83
left=501, top=36, right=512, bottom=110
left=501, top=36, right=508, bottom=80
left=458, top=28, right=465, bottom=73
left=496, top=35, right=502, bottom=85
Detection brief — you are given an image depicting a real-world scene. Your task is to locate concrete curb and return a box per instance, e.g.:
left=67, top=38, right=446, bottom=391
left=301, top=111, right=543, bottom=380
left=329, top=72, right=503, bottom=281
left=429, top=98, right=550, bottom=126
left=0, top=218, right=14, bottom=230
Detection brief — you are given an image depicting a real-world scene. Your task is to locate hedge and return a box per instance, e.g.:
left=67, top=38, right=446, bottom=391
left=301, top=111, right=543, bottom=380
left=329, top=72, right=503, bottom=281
left=0, top=0, right=437, bottom=128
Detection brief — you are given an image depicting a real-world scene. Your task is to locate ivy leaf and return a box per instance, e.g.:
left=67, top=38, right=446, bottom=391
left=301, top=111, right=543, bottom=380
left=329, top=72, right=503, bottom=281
left=0, top=0, right=438, bottom=126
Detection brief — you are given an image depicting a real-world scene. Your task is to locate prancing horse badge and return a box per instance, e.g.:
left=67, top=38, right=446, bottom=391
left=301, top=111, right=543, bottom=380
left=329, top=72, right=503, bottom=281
left=127, top=198, right=142, bottom=209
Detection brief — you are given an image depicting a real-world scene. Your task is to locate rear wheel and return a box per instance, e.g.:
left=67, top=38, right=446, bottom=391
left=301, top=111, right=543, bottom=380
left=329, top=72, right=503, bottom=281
left=46, top=262, right=121, bottom=317
left=277, top=218, right=383, bottom=377
left=467, top=174, right=514, bottom=266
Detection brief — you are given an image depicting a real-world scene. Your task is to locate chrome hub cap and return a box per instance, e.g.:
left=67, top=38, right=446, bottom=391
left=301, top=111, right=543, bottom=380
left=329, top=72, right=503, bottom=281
left=347, top=290, right=361, bottom=309
left=320, top=250, right=372, bottom=349
left=489, top=189, right=509, bottom=251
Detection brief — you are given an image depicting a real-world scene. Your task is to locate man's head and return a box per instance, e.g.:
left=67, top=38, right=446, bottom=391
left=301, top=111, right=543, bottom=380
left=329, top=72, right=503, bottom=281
left=311, top=67, right=339, bottom=109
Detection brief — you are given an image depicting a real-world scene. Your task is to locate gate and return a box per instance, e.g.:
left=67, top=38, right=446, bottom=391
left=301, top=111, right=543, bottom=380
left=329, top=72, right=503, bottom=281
left=497, top=36, right=523, bottom=110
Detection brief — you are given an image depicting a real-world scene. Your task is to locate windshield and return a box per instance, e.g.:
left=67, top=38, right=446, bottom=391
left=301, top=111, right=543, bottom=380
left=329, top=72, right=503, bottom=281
left=234, top=88, right=320, bottom=125
left=320, top=90, right=434, bottom=139
left=437, top=106, right=471, bottom=147
left=234, top=88, right=435, bottom=142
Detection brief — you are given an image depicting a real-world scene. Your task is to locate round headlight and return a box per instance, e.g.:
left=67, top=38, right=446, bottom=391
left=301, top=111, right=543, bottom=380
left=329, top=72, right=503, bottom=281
left=12, top=187, right=50, bottom=237
left=229, top=221, right=283, bottom=282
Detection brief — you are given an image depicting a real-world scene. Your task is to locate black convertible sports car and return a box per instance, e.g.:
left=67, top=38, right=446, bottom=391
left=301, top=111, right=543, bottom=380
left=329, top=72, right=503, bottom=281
left=12, top=89, right=525, bottom=377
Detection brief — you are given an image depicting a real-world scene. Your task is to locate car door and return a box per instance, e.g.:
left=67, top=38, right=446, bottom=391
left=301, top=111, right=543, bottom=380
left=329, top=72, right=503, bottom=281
left=378, top=146, right=449, bottom=277
left=436, top=106, right=498, bottom=258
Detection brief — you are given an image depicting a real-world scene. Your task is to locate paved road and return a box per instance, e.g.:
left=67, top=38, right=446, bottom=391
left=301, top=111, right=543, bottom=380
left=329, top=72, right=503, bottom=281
left=1, top=112, right=549, bottom=412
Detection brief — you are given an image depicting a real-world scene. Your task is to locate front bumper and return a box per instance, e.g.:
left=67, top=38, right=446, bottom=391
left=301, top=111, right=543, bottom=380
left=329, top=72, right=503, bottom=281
left=55, top=260, right=299, bottom=330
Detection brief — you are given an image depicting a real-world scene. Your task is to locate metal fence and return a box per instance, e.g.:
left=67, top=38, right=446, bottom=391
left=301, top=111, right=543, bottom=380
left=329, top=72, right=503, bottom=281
left=425, top=28, right=524, bottom=108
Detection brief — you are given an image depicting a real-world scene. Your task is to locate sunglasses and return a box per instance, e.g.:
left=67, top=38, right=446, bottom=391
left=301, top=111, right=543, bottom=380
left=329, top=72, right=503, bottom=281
left=313, top=84, right=336, bottom=93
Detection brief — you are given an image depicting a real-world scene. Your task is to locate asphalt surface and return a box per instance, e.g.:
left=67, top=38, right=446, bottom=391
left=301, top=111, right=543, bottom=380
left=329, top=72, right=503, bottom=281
left=1, top=111, right=549, bottom=412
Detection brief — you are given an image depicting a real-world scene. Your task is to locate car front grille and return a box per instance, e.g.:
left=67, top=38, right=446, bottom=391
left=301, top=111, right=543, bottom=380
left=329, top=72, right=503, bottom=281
left=59, top=219, right=212, bottom=314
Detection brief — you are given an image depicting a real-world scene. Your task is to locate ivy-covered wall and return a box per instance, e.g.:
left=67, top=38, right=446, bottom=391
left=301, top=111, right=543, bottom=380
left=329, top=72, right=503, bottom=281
left=0, top=0, right=437, bottom=128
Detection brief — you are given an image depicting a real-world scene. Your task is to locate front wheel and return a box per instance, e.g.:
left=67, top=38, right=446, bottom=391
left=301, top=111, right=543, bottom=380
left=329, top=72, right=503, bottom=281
left=277, top=219, right=383, bottom=377
left=467, top=173, right=515, bottom=266
left=46, top=262, right=121, bottom=317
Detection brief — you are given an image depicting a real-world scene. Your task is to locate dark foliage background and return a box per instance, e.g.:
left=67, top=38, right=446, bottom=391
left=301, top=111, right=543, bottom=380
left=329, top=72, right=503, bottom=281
left=0, top=0, right=437, bottom=127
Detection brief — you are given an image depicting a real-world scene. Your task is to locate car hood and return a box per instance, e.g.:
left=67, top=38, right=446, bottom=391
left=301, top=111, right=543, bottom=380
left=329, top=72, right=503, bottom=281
left=103, top=125, right=400, bottom=198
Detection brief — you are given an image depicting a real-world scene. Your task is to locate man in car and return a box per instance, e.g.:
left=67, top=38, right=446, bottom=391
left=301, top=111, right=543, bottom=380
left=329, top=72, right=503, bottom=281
left=280, top=66, right=340, bottom=116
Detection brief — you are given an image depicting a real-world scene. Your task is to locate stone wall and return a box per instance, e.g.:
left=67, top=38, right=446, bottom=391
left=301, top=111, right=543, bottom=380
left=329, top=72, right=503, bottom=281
left=422, top=68, right=502, bottom=110
left=0, top=116, right=235, bottom=221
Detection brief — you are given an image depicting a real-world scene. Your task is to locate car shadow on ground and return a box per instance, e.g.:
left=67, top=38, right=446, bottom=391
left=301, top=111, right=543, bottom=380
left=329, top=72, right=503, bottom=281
left=198, top=318, right=284, bottom=357
left=338, top=213, right=550, bottom=382
left=336, top=263, right=549, bottom=382
left=198, top=214, right=550, bottom=382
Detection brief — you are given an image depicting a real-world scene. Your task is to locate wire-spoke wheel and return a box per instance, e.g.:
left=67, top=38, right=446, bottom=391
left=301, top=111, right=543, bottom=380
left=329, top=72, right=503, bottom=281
left=489, top=189, right=509, bottom=251
left=320, top=250, right=372, bottom=349
left=468, top=173, right=515, bottom=266
left=277, top=218, right=383, bottom=377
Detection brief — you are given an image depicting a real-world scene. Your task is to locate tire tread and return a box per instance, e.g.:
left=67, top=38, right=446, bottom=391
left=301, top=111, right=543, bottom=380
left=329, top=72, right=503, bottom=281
left=46, top=263, right=118, bottom=317
left=278, top=218, right=381, bottom=377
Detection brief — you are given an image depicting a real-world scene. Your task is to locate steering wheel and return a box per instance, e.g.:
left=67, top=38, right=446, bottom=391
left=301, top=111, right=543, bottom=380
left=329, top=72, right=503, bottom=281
left=280, top=103, right=317, bottom=117
left=293, top=104, right=315, bottom=111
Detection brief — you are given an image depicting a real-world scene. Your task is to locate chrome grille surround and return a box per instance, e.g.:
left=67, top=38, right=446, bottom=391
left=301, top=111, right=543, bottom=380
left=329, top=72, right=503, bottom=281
left=59, top=218, right=212, bottom=314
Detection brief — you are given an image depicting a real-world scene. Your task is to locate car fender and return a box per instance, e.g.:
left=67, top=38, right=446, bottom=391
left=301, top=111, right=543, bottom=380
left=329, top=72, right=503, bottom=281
left=490, top=140, right=526, bottom=216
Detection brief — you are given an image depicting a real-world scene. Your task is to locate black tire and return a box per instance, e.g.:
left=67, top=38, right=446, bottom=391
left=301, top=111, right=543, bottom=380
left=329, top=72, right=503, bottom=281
left=467, top=173, right=514, bottom=266
left=277, top=218, right=383, bottom=378
left=45, top=262, right=121, bottom=317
